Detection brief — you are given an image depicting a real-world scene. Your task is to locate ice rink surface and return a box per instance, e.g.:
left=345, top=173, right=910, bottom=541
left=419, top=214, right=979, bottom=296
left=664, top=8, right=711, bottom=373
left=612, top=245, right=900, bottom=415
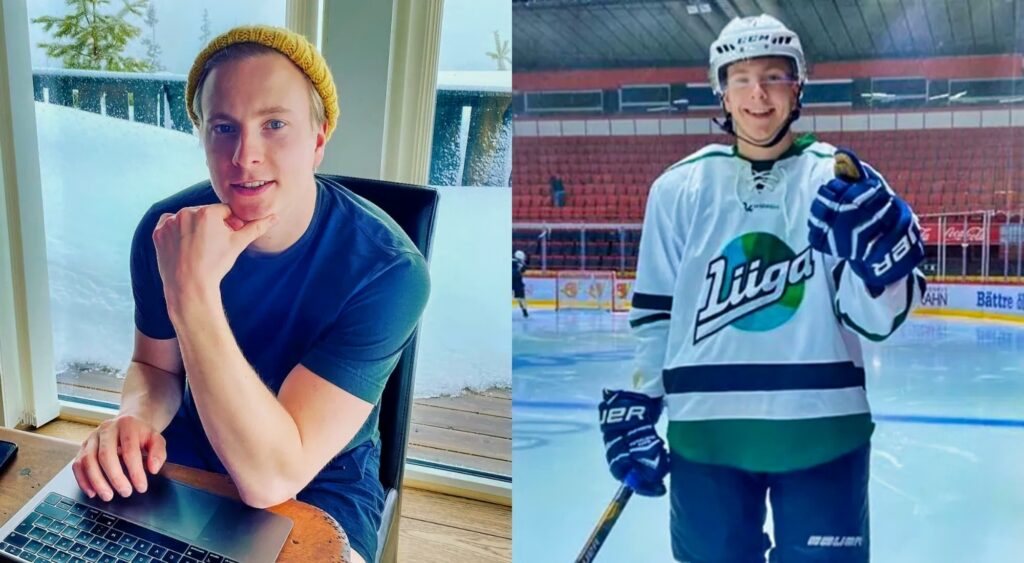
left=513, top=310, right=1024, bottom=562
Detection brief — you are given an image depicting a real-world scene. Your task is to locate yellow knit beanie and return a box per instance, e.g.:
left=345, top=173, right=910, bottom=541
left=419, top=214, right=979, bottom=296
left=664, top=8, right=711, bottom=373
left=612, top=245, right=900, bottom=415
left=186, top=25, right=339, bottom=140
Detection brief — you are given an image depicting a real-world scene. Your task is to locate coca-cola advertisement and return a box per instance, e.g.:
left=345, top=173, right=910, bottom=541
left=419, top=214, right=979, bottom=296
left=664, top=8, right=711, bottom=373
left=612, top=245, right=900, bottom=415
left=919, top=222, right=1001, bottom=246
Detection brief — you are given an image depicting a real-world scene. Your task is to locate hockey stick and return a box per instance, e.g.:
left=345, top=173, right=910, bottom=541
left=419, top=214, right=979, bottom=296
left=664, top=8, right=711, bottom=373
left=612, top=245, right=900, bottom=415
left=575, top=478, right=636, bottom=563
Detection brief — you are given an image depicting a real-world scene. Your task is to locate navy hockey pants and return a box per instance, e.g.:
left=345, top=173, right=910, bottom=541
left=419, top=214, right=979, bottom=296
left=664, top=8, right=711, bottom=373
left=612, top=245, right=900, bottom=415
left=670, top=443, right=870, bottom=563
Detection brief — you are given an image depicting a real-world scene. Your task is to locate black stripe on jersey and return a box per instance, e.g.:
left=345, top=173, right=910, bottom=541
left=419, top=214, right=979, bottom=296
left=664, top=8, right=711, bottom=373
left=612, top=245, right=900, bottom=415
left=631, top=292, right=673, bottom=311
left=663, top=362, right=865, bottom=393
left=832, top=260, right=846, bottom=287
left=629, top=313, right=670, bottom=328
left=833, top=265, right=925, bottom=342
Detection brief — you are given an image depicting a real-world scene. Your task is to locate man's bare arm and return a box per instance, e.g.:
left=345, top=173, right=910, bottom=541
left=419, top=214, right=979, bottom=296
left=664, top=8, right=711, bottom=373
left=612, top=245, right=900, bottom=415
left=72, top=330, right=184, bottom=500
left=169, top=287, right=373, bottom=508
left=119, top=330, right=185, bottom=430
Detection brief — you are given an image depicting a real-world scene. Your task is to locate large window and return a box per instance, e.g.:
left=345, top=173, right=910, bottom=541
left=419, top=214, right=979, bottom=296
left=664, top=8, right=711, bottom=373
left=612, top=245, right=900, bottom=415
left=17, top=0, right=513, bottom=483
left=411, top=0, right=512, bottom=479
left=0, top=0, right=513, bottom=499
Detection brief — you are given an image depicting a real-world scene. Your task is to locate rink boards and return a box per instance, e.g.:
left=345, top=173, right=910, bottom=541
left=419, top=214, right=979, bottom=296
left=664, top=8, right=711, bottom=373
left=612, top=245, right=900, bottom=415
left=917, top=282, right=1024, bottom=322
left=519, top=275, right=1024, bottom=322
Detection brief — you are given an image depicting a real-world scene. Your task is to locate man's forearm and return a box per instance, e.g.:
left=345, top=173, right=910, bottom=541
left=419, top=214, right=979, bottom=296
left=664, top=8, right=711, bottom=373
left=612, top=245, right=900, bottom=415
left=167, top=287, right=305, bottom=507
left=118, top=361, right=184, bottom=433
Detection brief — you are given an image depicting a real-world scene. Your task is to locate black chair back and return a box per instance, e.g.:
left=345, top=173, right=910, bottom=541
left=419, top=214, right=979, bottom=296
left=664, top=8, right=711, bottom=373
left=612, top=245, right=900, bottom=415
left=319, top=174, right=438, bottom=563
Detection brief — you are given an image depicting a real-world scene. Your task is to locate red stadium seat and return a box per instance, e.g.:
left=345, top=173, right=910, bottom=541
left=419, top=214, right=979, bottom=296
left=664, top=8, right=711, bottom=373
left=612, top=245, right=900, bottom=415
left=512, top=127, right=1022, bottom=270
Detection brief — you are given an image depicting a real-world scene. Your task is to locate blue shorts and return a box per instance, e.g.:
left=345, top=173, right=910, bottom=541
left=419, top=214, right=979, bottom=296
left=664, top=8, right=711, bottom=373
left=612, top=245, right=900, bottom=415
left=670, top=443, right=870, bottom=563
left=163, top=412, right=385, bottom=562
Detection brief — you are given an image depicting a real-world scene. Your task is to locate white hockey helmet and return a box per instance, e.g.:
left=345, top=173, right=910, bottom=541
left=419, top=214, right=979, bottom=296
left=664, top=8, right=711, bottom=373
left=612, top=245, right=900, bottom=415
left=514, top=250, right=526, bottom=261
left=709, top=14, right=806, bottom=97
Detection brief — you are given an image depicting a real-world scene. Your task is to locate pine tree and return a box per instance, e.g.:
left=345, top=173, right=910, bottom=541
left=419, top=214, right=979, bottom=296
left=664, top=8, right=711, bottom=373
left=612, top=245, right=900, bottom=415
left=141, top=0, right=164, bottom=71
left=32, top=0, right=153, bottom=72
left=485, top=30, right=510, bottom=71
left=199, top=9, right=211, bottom=46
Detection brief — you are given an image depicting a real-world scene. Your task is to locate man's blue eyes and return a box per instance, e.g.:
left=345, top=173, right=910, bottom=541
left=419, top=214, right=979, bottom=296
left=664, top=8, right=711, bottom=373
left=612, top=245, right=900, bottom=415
left=212, top=121, right=285, bottom=134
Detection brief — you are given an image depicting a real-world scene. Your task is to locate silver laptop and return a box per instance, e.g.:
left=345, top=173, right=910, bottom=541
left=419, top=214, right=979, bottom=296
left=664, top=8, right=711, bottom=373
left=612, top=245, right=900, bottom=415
left=0, top=460, right=293, bottom=563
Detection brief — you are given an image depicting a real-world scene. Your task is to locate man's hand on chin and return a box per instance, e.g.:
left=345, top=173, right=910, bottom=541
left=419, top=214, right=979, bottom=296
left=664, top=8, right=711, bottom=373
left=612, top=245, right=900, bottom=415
left=153, top=203, right=277, bottom=306
left=224, top=212, right=247, bottom=231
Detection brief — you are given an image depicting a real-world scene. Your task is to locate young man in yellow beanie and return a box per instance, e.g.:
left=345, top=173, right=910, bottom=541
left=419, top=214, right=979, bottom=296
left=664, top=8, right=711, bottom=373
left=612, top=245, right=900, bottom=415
left=70, top=25, right=429, bottom=563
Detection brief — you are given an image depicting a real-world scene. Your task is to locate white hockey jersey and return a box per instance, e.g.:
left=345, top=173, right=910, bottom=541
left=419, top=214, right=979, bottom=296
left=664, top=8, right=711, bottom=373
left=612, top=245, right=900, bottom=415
left=630, top=134, right=925, bottom=472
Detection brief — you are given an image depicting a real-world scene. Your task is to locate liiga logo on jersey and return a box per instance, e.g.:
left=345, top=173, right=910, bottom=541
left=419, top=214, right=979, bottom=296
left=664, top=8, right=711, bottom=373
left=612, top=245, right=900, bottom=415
left=694, top=232, right=814, bottom=343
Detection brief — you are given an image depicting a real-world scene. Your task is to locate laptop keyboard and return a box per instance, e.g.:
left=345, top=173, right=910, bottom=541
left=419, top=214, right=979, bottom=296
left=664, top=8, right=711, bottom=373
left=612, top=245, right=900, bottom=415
left=1, top=492, right=237, bottom=563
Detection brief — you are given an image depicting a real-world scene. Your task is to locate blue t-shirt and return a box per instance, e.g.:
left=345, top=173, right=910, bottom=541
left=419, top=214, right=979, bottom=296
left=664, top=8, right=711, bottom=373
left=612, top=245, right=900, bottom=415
left=130, top=175, right=430, bottom=459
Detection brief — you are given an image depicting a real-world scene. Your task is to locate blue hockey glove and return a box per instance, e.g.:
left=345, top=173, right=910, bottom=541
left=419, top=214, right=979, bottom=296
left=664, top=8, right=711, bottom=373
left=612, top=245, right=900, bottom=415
left=808, top=148, right=924, bottom=292
left=598, top=389, right=669, bottom=497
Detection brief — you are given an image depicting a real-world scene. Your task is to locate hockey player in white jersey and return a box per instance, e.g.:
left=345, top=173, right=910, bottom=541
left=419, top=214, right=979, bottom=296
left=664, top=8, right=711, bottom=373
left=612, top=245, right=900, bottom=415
left=598, top=14, right=926, bottom=562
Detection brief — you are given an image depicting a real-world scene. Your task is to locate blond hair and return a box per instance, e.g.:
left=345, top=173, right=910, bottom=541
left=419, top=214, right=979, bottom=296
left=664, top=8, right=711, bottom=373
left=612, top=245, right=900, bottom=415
left=190, top=42, right=327, bottom=135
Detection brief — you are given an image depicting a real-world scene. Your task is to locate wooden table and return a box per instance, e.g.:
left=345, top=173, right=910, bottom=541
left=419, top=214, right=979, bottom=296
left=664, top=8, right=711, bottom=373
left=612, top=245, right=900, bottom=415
left=0, top=427, right=349, bottom=562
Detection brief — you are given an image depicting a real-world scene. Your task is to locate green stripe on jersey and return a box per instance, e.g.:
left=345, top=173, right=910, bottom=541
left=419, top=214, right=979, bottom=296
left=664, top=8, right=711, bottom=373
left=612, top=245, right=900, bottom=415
left=667, top=414, right=874, bottom=473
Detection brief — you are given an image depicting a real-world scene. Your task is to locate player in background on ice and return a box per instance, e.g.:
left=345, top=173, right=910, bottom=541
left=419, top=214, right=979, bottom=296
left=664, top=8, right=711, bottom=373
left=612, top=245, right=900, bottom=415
left=513, top=249, right=529, bottom=317
left=597, top=14, right=926, bottom=562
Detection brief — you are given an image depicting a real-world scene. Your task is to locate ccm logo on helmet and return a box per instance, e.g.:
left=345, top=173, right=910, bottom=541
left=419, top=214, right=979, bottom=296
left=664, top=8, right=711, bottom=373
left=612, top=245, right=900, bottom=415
left=600, top=406, right=647, bottom=424
left=736, top=34, right=771, bottom=44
